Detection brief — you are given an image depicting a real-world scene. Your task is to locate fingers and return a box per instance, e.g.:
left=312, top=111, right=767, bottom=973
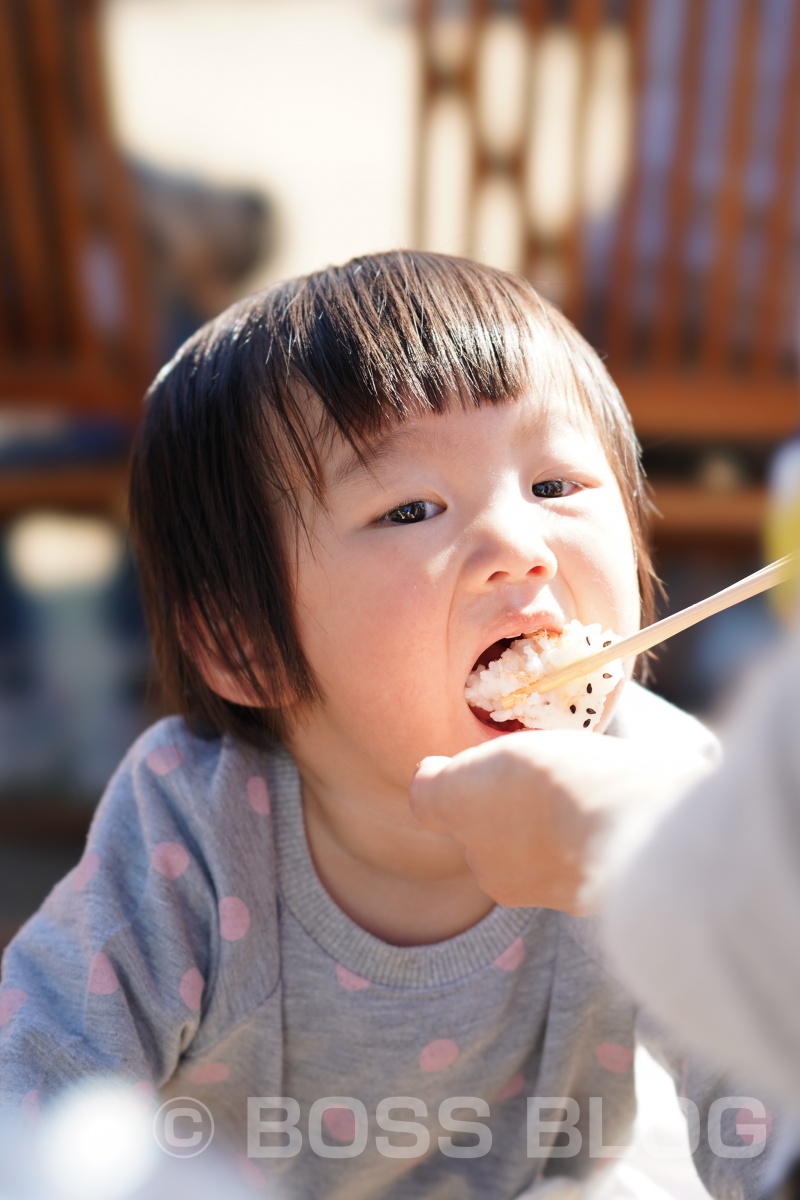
left=409, top=738, right=528, bottom=832
left=408, top=755, right=457, bottom=832
left=409, top=739, right=520, bottom=833
left=412, top=755, right=452, bottom=785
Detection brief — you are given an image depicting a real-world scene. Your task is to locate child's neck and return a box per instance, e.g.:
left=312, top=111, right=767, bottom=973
left=294, top=760, right=495, bottom=947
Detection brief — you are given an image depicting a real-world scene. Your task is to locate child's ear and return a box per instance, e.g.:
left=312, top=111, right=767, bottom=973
left=193, top=641, right=268, bottom=707
left=182, top=615, right=290, bottom=708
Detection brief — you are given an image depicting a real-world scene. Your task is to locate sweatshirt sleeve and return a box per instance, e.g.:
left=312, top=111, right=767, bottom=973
left=0, top=720, right=228, bottom=1117
left=636, top=1010, right=781, bottom=1199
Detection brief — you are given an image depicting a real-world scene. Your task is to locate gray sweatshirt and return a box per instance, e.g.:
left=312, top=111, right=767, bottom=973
left=0, top=683, right=779, bottom=1198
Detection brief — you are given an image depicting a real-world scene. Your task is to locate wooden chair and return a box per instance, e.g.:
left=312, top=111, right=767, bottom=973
left=0, top=0, right=154, bottom=519
left=413, top=0, right=800, bottom=546
left=0, top=0, right=157, bottom=884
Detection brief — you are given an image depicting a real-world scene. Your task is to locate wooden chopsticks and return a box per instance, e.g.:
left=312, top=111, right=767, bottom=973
left=523, top=551, right=800, bottom=696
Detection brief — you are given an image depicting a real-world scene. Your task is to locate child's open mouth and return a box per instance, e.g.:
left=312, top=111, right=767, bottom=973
left=468, top=637, right=531, bottom=733
left=471, top=637, right=517, bottom=674
left=465, top=621, right=624, bottom=733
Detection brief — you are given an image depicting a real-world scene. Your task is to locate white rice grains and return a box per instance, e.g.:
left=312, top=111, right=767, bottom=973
left=465, top=620, right=624, bottom=732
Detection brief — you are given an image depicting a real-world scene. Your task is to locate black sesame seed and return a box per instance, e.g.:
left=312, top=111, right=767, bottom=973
left=586, top=636, right=590, bottom=645
left=603, top=640, right=611, bottom=648
left=569, top=704, right=576, bottom=714
left=586, top=708, right=596, bottom=714
left=583, top=718, right=591, bottom=728
left=602, top=672, right=611, bottom=679
left=586, top=682, right=592, bottom=694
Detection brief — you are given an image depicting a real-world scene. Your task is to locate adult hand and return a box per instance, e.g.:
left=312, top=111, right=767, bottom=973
left=409, top=731, right=711, bottom=914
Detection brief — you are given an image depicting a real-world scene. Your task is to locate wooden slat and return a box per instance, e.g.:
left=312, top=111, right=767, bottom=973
left=415, top=0, right=476, bottom=254
left=703, top=0, right=760, bottom=368
left=604, top=0, right=649, bottom=365
left=498, top=5, right=533, bottom=234
left=471, top=0, right=529, bottom=210
left=464, top=0, right=485, bottom=258
left=0, top=0, right=157, bottom=568
left=652, top=0, right=707, bottom=365
left=412, top=0, right=437, bottom=250
left=649, top=482, right=767, bottom=538
left=752, top=5, right=800, bottom=372
left=26, top=0, right=100, bottom=363
left=615, top=369, right=799, bottom=440
left=0, top=362, right=141, bottom=416
left=0, top=463, right=130, bottom=519
left=74, top=0, right=153, bottom=392
left=0, top=0, right=55, bottom=353
left=520, top=0, right=550, bottom=278
left=561, top=0, right=605, bottom=325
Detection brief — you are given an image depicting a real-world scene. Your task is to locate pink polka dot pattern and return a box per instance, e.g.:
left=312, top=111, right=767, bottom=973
left=322, top=1105, right=357, bottom=1142
left=73, top=851, right=101, bottom=892
left=494, top=1072, right=525, bottom=1101
left=146, top=745, right=184, bottom=776
left=419, top=1038, right=459, bottom=1073
left=219, top=896, right=251, bottom=941
left=736, top=1105, right=773, bottom=1146
left=151, top=841, right=190, bottom=879
left=188, top=1061, right=230, bottom=1084
left=247, top=776, right=271, bottom=815
left=20, top=1089, right=40, bottom=1123
left=88, top=952, right=120, bottom=996
left=335, top=964, right=371, bottom=991
left=238, top=1154, right=268, bottom=1190
left=179, top=967, right=205, bottom=1012
left=493, top=937, right=525, bottom=971
left=0, top=988, right=28, bottom=1026
left=594, top=1042, right=634, bottom=1074
left=130, top=1080, right=155, bottom=1102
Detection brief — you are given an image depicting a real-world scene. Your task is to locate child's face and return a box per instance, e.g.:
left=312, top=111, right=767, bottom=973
left=287, top=392, right=640, bottom=791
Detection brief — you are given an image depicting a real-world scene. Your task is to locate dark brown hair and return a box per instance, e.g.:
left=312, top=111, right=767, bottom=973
left=128, top=250, right=657, bottom=746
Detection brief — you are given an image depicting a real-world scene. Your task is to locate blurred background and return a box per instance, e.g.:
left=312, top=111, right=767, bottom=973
left=0, top=0, right=798, bottom=949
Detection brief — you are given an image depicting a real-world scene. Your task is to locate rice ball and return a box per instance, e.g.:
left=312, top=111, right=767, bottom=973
left=465, top=619, right=623, bottom=732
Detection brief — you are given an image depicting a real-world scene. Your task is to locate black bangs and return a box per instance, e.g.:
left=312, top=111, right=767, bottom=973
left=249, top=251, right=544, bottom=465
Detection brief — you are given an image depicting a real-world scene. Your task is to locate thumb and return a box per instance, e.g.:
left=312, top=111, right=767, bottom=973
left=412, top=755, right=452, bottom=785
left=408, top=756, right=454, bottom=831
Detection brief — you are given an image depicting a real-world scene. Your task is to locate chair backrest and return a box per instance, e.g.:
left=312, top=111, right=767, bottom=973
left=0, top=0, right=152, bottom=423
left=413, top=0, right=800, bottom=445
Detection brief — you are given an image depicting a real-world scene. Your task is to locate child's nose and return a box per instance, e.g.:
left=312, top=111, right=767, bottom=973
left=469, top=505, right=558, bottom=588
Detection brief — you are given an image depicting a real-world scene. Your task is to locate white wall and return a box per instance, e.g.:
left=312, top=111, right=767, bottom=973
left=103, top=0, right=417, bottom=286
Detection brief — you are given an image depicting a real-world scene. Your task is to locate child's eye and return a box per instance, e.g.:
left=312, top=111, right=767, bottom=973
left=532, top=479, right=583, bottom=499
left=378, top=500, right=443, bottom=524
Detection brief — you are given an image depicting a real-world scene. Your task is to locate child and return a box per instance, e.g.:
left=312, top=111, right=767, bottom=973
left=0, top=252, right=777, bottom=1197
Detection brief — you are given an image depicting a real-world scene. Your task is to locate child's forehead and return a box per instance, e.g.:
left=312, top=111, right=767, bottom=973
left=326, top=388, right=599, bottom=485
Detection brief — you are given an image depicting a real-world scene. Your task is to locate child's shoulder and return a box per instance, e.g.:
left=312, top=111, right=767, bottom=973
left=609, top=680, right=722, bottom=766
left=126, top=715, right=284, bottom=779
left=98, top=715, right=289, bottom=840
left=126, top=714, right=227, bottom=782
